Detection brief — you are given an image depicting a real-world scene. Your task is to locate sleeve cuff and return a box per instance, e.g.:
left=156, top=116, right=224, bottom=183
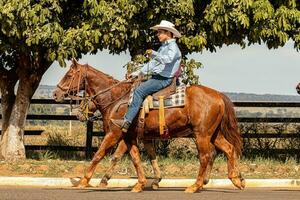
left=151, top=50, right=158, bottom=58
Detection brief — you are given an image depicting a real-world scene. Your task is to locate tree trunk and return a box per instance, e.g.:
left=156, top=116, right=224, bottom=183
left=0, top=76, right=17, bottom=135
left=0, top=69, right=18, bottom=160
left=0, top=53, right=51, bottom=161
left=0, top=82, right=32, bottom=161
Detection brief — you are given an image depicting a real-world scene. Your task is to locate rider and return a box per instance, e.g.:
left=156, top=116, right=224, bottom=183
left=112, top=20, right=182, bottom=133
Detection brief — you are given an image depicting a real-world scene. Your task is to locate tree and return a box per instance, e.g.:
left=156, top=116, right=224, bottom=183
left=0, top=0, right=89, bottom=161
left=0, top=0, right=299, bottom=161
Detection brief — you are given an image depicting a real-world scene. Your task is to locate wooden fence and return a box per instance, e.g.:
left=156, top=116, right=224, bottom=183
left=1, top=99, right=300, bottom=159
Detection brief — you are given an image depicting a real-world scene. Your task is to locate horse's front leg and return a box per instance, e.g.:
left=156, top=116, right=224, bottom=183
left=77, top=131, right=122, bottom=188
left=125, top=138, right=147, bottom=193
left=143, top=139, right=162, bottom=190
left=99, top=140, right=128, bottom=188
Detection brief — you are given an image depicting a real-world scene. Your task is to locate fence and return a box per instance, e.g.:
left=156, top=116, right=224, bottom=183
left=1, top=99, right=300, bottom=159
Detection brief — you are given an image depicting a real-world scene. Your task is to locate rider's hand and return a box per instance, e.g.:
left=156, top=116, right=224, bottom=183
left=127, top=71, right=140, bottom=79
left=145, top=49, right=153, bottom=58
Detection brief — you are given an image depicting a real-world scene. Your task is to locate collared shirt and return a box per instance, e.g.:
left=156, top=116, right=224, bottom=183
left=139, top=39, right=181, bottom=78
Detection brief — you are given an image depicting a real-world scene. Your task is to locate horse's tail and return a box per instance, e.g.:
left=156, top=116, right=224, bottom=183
left=220, top=93, right=242, bottom=157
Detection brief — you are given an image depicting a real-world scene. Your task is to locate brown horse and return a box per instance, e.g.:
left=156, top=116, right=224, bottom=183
left=75, top=101, right=213, bottom=189
left=53, top=60, right=245, bottom=193
left=74, top=89, right=165, bottom=189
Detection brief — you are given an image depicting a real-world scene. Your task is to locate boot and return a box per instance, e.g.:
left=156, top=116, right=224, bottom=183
left=111, top=119, right=131, bottom=133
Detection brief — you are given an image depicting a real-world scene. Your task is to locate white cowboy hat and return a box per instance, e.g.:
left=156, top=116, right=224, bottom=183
left=150, top=20, right=181, bottom=38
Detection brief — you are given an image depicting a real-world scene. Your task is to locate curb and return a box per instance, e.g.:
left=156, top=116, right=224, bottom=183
left=0, top=177, right=300, bottom=188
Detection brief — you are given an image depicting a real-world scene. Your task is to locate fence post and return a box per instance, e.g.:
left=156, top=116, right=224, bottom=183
left=86, top=120, right=93, bottom=160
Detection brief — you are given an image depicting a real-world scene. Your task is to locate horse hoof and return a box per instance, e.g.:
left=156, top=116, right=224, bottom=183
left=231, top=177, right=245, bottom=190
left=204, top=178, right=209, bottom=185
left=131, top=188, right=142, bottom=193
left=241, top=178, right=246, bottom=189
left=76, top=177, right=89, bottom=188
left=151, top=183, right=159, bottom=190
left=98, top=181, right=108, bottom=189
left=184, top=184, right=202, bottom=193
left=131, top=183, right=144, bottom=193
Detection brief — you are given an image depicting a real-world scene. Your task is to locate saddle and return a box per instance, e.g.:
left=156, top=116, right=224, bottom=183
left=152, top=77, right=177, bottom=100
left=133, top=78, right=186, bottom=139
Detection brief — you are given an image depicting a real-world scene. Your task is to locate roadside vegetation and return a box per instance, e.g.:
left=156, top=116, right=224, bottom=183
left=0, top=120, right=299, bottom=179
left=0, top=151, right=299, bottom=179
left=1, top=103, right=299, bottom=178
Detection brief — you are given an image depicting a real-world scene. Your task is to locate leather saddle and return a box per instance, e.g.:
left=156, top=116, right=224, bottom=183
left=152, top=77, right=177, bottom=100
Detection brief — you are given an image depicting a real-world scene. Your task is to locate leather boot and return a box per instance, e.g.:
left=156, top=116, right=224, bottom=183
left=111, top=119, right=131, bottom=133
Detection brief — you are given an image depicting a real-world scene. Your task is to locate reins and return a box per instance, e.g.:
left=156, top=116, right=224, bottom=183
left=58, top=64, right=134, bottom=120
left=87, top=78, right=133, bottom=111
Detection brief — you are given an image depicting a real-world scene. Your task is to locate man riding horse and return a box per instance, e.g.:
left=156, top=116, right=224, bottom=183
left=53, top=19, right=244, bottom=193
left=112, top=20, right=182, bottom=133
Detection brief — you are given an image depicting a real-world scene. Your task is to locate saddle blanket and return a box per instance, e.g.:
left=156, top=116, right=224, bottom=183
left=151, top=85, right=186, bottom=108
left=129, top=85, right=186, bottom=109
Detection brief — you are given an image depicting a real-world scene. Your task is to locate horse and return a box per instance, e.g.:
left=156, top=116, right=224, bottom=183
left=75, top=101, right=163, bottom=189
left=53, top=59, right=245, bottom=193
left=296, top=83, right=300, bottom=94
left=75, top=99, right=215, bottom=189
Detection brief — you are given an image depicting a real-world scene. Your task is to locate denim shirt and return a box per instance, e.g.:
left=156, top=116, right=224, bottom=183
left=139, top=39, right=181, bottom=78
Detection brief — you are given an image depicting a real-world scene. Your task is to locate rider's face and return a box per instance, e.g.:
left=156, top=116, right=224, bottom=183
left=156, top=29, right=172, bottom=42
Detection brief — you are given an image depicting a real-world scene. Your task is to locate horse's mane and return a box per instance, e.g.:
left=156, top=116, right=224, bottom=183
left=85, top=63, right=119, bottom=84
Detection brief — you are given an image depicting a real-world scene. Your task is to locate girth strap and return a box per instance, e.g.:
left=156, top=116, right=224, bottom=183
left=158, top=96, right=167, bottom=136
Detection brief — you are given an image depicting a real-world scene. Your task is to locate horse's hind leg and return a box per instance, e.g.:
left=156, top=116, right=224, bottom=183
left=143, top=140, right=162, bottom=190
left=77, top=131, right=121, bottom=188
left=213, top=132, right=245, bottom=189
left=203, top=143, right=217, bottom=185
left=99, top=140, right=128, bottom=188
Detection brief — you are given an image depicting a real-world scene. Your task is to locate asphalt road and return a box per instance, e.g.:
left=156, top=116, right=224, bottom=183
left=0, top=186, right=299, bottom=200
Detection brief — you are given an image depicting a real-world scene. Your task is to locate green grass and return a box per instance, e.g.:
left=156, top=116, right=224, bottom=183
left=1, top=154, right=299, bottom=179
left=10, top=123, right=299, bottom=179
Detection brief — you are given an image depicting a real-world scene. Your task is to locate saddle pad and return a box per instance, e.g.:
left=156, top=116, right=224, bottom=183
left=128, top=85, right=186, bottom=108
left=151, top=85, right=186, bottom=108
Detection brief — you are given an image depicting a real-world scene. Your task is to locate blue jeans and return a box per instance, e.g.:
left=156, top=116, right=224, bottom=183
left=124, top=75, right=173, bottom=123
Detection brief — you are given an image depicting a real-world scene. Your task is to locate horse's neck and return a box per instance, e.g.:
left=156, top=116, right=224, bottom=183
left=85, top=67, right=118, bottom=94
left=85, top=66, right=131, bottom=112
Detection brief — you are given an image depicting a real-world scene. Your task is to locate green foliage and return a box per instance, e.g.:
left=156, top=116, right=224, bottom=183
left=181, top=59, right=202, bottom=85
left=1, top=0, right=300, bottom=69
left=249, top=0, right=300, bottom=48
left=124, top=54, right=149, bottom=75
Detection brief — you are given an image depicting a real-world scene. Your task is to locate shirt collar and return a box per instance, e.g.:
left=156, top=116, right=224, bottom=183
left=162, top=38, right=176, bottom=46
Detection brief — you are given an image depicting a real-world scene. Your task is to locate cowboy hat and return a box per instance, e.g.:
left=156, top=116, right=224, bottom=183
left=150, top=20, right=181, bottom=38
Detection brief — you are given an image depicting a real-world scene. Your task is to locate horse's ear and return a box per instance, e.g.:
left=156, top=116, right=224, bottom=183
left=71, top=58, right=78, bottom=68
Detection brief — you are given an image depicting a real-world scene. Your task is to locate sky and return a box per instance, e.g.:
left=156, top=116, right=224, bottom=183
left=41, top=41, right=300, bottom=96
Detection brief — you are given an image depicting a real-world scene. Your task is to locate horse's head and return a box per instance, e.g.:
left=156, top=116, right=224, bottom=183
left=296, top=83, right=300, bottom=95
left=53, top=59, right=86, bottom=102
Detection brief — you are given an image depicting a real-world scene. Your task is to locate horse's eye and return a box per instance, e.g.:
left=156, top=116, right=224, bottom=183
left=67, top=73, right=73, bottom=78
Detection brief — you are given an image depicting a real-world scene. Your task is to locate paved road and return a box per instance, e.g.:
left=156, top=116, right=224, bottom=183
left=0, top=186, right=299, bottom=200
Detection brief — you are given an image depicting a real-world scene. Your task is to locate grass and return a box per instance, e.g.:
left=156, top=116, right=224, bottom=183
left=1, top=123, right=297, bottom=179
left=0, top=154, right=299, bottom=179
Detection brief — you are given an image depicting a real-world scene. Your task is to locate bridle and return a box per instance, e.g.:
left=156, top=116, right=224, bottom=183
left=57, top=64, right=133, bottom=119
left=56, top=66, right=85, bottom=101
